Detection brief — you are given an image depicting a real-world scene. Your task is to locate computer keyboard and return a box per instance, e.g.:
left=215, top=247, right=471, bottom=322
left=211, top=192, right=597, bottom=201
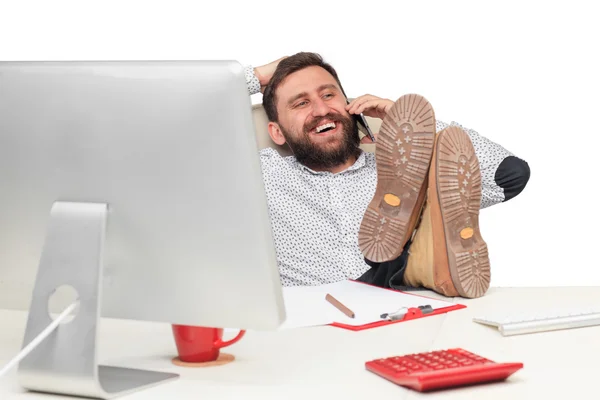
left=365, top=348, right=523, bottom=392
left=473, top=309, right=600, bottom=336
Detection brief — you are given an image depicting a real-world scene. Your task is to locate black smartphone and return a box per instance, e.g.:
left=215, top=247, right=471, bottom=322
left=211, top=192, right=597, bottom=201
left=346, top=99, right=375, bottom=142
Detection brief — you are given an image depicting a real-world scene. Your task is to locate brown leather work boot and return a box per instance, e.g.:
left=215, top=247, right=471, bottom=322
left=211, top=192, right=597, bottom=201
left=358, top=94, right=436, bottom=263
left=402, top=198, right=440, bottom=293
left=404, top=126, right=491, bottom=298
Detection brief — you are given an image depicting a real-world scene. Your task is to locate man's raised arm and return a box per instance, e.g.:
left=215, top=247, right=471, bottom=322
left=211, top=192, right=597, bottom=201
left=244, top=57, right=287, bottom=96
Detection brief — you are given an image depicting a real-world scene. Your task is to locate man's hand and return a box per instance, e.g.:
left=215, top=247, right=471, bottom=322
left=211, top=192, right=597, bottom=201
left=346, top=94, right=393, bottom=120
left=254, top=56, right=288, bottom=93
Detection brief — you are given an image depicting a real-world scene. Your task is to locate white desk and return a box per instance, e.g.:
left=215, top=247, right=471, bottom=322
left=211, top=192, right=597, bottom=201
left=1, top=287, right=599, bottom=399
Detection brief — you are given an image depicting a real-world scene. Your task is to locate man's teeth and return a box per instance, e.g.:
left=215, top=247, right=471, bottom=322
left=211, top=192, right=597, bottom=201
left=316, top=122, right=336, bottom=133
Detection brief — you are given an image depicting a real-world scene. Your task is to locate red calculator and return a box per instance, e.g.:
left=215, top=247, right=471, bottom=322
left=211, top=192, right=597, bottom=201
left=365, top=348, right=523, bottom=392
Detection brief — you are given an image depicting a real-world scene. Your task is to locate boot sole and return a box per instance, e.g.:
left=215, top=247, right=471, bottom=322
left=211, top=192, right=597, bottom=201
left=358, top=94, right=435, bottom=262
left=430, top=126, right=490, bottom=298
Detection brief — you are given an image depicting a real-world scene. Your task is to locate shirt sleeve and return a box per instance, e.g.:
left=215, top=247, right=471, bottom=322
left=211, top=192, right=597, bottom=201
left=244, top=65, right=261, bottom=96
left=436, top=120, right=515, bottom=209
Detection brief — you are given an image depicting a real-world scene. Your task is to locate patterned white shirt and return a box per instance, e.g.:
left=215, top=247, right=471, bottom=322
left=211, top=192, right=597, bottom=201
left=244, top=65, right=513, bottom=286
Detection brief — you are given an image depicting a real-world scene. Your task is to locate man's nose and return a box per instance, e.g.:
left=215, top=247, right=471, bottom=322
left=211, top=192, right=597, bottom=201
left=311, top=98, right=331, bottom=117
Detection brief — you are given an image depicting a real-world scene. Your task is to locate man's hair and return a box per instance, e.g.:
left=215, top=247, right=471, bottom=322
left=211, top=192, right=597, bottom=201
left=262, top=52, right=345, bottom=123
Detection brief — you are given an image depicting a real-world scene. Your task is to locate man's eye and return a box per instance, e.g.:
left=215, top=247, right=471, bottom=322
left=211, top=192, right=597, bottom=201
left=295, top=101, right=308, bottom=107
left=323, top=93, right=333, bottom=99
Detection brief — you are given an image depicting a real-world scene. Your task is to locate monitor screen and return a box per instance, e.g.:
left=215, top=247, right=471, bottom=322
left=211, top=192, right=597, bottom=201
left=0, top=60, right=285, bottom=330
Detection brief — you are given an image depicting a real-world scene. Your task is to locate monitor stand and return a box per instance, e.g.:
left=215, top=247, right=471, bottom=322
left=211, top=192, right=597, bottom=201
left=18, top=201, right=179, bottom=399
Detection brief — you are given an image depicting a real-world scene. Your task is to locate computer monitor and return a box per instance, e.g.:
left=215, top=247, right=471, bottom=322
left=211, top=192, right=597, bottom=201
left=0, top=60, right=286, bottom=398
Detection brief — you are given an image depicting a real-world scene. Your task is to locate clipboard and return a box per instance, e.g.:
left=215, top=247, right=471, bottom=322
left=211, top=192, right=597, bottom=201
left=329, top=282, right=466, bottom=331
left=330, top=302, right=466, bottom=331
left=279, top=280, right=466, bottom=331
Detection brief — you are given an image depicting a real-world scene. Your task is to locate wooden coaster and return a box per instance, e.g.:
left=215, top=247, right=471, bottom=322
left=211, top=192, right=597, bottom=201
left=171, top=353, right=235, bottom=368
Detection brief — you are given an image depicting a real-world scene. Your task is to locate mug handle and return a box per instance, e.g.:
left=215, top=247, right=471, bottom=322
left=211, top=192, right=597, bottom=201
left=214, top=329, right=246, bottom=349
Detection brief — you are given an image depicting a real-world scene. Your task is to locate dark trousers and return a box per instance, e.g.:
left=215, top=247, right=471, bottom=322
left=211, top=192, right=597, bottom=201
left=357, top=239, right=426, bottom=292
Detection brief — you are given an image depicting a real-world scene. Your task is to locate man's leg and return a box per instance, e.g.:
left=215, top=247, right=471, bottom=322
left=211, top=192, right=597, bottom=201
left=358, top=96, right=529, bottom=298
left=360, top=123, right=491, bottom=298
left=403, top=126, right=491, bottom=298
left=360, top=125, right=530, bottom=298
left=358, top=94, right=435, bottom=263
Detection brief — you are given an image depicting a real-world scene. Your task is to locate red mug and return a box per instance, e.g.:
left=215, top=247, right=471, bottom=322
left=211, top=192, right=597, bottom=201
left=171, top=325, right=246, bottom=363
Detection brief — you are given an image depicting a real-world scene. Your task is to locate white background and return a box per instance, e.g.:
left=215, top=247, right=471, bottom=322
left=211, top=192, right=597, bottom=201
left=1, top=0, right=598, bottom=288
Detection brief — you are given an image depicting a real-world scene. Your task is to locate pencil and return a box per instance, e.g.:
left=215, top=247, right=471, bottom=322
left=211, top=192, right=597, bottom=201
left=325, top=293, right=355, bottom=318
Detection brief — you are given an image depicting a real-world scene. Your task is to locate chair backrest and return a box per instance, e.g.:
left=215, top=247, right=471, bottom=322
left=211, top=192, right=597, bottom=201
left=251, top=103, right=381, bottom=156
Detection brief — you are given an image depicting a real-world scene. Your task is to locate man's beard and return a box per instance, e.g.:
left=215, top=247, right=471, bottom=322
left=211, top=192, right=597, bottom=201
left=280, top=113, right=361, bottom=171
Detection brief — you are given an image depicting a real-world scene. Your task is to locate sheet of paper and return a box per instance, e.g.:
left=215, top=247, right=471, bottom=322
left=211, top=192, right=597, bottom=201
left=278, top=280, right=457, bottom=330
left=277, top=284, right=337, bottom=330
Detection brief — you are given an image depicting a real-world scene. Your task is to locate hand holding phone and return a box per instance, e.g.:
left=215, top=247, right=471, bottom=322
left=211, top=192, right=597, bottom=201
left=347, top=99, right=376, bottom=142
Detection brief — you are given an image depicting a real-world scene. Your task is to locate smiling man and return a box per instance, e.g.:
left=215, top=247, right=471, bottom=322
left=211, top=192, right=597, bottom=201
left=246, top=52, right=530, bottom=298
left=263, top=62, right=361, bottom=174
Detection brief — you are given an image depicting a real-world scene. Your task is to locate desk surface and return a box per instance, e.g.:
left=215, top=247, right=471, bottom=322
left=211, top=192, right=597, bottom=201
left=2, top=287, right=600, bottom=400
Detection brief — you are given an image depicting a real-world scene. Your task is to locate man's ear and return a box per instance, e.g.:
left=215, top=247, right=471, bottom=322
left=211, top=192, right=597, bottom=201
left=268, top=121, right=287, bottom=145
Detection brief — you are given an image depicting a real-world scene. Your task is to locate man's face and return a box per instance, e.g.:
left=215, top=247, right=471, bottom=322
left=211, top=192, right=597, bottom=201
left=274, top=66, right=360, bottom=170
